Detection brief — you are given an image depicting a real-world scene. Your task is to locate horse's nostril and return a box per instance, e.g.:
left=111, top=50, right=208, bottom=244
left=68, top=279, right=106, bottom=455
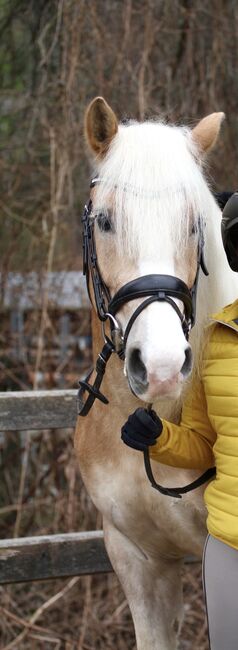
left=128, top=348, right=147, bottom=385
left=181, top=346, right=192, bottom=377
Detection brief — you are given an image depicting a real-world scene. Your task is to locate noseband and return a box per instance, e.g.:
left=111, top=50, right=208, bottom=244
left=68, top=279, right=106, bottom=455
left=78, top=182, right=232, bottom=498
left=110, top=273, right=197, bottom=350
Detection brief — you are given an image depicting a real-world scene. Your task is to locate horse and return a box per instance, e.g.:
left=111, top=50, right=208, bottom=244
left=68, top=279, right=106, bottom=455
left=75, top=97, right=238, bottom=650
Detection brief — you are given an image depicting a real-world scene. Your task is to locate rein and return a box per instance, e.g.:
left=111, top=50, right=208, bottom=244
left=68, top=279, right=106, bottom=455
left=78, top=183, right=233, bottom=498
left=143, top=447, right=216, bottom=498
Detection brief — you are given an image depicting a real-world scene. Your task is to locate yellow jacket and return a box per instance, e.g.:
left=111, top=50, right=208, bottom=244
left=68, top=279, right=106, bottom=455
left=150, top=300, right=238, bottom=550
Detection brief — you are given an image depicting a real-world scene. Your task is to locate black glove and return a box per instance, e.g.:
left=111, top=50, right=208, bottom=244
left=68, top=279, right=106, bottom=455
left=121, top=408, right=163, bottom=452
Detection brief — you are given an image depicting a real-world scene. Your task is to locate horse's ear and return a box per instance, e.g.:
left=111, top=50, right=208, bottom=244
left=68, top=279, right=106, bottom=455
left=85, top=97, right=118, bottom=157
left=192, top=112, right=225, bottom=154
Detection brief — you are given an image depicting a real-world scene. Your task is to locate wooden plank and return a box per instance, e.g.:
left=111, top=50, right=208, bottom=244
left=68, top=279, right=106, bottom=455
left=0, top=389, right=78, bottom=431
left=0, top=531, right=113, bottom=584
left=2, top=271, right=90, bottom=311
left=0, top=530, right=200, bottom=585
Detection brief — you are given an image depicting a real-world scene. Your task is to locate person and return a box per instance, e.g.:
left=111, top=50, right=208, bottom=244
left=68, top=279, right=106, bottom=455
left=121, top=191, right=238, bottom=650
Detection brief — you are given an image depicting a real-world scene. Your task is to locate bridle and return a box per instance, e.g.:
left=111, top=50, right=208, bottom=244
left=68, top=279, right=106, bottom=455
left=78, top=182, right=232, bottom=498
left=82, top=177, right=209, bottom=348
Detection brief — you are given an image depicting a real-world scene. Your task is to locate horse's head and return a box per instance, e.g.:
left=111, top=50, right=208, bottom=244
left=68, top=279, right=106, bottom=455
left=84, top=97, right=224, bottom=402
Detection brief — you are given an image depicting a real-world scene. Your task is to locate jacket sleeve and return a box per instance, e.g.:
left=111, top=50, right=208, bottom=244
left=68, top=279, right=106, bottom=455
left=150, top=374, right=216, bottom=470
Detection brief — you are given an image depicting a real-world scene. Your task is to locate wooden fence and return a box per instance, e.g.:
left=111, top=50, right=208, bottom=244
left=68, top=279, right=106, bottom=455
left=0, top=390, right=199, bottom=585
left=0, top=389, right=112, bottom=584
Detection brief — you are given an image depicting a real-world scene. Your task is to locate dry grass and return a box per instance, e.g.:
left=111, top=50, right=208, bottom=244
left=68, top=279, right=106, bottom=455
left=0, top=565, right=208, bottom=650
left=0, top=427, right=209, bottom=649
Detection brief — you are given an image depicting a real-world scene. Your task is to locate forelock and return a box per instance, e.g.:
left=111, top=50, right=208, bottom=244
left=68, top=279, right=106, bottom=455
left=92, top=120, right=213, bottom=258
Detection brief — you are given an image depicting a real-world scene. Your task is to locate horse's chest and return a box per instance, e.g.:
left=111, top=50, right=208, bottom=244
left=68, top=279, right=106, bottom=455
left=87, top=460, right=205, bottom=557
left=76, top=418, right=206, bottom=557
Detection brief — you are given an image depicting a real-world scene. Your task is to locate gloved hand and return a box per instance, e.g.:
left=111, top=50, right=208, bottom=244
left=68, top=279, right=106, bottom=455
left=121, top=408, right=163, bottom=451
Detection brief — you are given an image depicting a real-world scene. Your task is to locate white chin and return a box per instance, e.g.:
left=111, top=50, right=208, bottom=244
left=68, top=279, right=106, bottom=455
left=128, top=373, right=183, bottom=402
left=141, top=383, right=182, bottom=402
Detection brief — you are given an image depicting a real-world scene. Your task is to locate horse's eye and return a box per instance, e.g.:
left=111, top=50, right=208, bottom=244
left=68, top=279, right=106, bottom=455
left=96, top=212, right=113, bottom=233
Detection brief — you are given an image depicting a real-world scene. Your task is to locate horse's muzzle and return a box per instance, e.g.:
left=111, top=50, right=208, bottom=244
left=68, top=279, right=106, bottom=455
left=126, top=342, right=192, bottom=400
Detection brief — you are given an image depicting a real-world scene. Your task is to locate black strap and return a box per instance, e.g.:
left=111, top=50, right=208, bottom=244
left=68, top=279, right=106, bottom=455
left=123, top=294, right=189, bottom=351
left=77, top=339, right=114, bottom=416
left=143, top=448, right=216, bottom=499
left=109, top=274, right=193, bottom=320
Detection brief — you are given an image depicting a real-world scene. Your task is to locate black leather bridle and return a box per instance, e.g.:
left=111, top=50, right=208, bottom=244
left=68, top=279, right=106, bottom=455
left=78, top=182, right=233, bottom=498
left=81, top=178, right=208, bottom=350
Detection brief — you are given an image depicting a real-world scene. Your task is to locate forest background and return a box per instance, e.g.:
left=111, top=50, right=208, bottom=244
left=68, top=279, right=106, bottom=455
left=1, top=0, right=238, bottom=277
left=0, top=1, right=238, bottom=649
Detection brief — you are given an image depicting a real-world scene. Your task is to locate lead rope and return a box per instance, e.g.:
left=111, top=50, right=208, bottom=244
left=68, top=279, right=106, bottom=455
left=143, top=403, right=215, bottom=498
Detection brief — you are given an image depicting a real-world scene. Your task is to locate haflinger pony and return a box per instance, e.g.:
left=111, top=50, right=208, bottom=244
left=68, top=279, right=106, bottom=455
left=75, top=97, right=238, bottom=650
